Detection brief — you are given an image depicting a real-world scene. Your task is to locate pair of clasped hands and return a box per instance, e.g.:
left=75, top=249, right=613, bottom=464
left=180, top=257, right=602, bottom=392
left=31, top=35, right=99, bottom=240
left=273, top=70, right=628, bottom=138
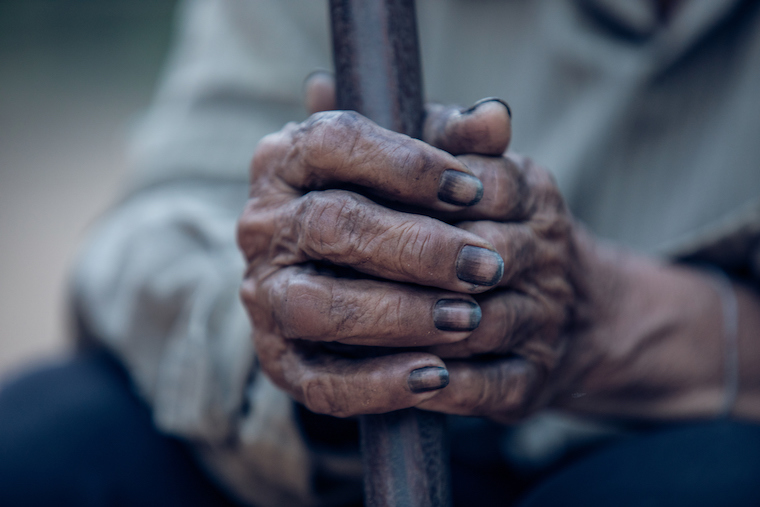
left=238, top=74, right=584, bottom=423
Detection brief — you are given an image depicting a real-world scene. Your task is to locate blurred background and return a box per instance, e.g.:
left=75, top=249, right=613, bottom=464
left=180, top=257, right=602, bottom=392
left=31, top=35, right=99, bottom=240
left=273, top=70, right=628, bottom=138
left=0, top=0, right=178, bottom=381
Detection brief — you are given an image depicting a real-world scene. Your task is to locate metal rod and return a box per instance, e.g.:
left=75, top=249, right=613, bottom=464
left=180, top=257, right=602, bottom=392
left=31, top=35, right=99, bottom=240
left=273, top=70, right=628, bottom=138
left=328, top=1, right=451, bottom=506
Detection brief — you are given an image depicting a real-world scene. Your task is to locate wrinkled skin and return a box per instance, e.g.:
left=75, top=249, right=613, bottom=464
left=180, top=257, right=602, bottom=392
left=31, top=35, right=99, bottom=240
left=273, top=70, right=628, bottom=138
left=238, top=75, right=760, bottom=424
left=238, top=88, right=577, bottom=423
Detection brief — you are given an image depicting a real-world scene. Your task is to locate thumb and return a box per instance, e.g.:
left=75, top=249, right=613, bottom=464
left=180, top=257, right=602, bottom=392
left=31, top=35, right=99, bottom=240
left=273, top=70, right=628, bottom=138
left=424, top=98, right=512, bottom=156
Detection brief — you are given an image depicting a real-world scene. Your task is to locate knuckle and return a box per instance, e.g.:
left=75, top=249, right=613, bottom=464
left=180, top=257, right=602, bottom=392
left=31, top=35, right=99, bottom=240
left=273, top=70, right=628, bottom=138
left=532, top=212, right=572, bottom=244
left=252, top=334, right=291, bottom=391
left=326, top=287, right=365, bottom=340
left=389, top=222, right=435, bottom=278
left=538, top=276, right=575, bottom=315
left=482, top=155, right=530, bottom=220
left=273, top=276, right=313, bottom=338
left=500, top=297, right=523, bottom=342
left=502, top=159, right=530, bottom=218
left=298, top=191, right=368, bottom=261
left=527, top=163, right=565, bottom=213
left=239, top=276, right=260, bottom=309
left=250, top=128, right=293, bottom=183
left=497, top=293, right=547, bottom=351
left=238, top=199, right=301, bottom=266
left=506, top=227, right=538, bottom=280
left=271, top=268, right=374, bottom=342
left=236, top=201, right=270, bottom=261
left=422, top=102, right=451, bottom=145
left=529, top=164, right=557, bottom=196
left=298, top=111, right=365, bottom=178
left=438, top=110, right=468, bottom=149
left=524, top=237, right=569, bottom=286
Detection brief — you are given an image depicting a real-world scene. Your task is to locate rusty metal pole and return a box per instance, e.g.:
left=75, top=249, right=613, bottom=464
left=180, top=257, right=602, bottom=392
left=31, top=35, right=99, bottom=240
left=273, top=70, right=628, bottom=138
left=328, top=1, right=451, bottom=506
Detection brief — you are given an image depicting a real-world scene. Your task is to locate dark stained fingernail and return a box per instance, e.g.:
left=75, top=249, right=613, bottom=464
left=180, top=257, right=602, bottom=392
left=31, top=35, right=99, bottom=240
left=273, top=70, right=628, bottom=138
left=408, top=366, right=450, bottom=393
left=456, top=245, right=504, bottom=286
left=438, top=169, right=483, bottom=206
left=433, top=299, right=481, bottom=331
left=463, top=97, right=512, bottom=118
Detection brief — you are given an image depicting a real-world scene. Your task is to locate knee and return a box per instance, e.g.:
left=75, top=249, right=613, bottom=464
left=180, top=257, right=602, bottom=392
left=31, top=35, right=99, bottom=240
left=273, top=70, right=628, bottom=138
left=0, top=352, right=148, bottom=504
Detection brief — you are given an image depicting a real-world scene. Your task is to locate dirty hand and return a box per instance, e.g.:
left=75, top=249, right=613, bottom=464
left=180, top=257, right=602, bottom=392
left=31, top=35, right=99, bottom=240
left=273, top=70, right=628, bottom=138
left=237, top=76, right=576, bottom=422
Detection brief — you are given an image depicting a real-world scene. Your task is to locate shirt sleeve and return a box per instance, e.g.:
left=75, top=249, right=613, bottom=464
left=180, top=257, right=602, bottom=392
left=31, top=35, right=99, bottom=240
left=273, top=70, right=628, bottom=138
left=668, top=198, right=760, bottom=282
left=72, top=181, right=361, bottom=507
left=70, top=1, right=362, bottom=506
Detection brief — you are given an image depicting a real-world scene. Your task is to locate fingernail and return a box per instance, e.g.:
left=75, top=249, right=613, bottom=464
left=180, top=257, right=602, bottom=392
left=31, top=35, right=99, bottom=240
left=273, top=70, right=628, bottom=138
left=463, top=97, right=512, bottom=118
left=456, top=245, right=504, bottom=286
left=408, top=366, right=450, bottom=393
left=438, top=169, right=484, bottom=206
left=433, top=299, right=481, bottom=331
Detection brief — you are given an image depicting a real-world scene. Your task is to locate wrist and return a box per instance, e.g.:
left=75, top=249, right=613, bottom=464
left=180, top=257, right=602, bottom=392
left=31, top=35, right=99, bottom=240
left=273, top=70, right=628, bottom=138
left=550, top=232, right=726, bottom=420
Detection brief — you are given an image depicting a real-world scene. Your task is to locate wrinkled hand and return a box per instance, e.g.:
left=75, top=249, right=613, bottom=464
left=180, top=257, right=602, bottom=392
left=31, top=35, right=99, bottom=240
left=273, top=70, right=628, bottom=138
left=238, top=79, right=576, bottom=423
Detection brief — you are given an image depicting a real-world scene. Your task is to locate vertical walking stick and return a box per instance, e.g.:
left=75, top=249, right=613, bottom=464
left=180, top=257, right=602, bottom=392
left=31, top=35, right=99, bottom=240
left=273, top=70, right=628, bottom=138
left=328, top=1, right=452, bottom=506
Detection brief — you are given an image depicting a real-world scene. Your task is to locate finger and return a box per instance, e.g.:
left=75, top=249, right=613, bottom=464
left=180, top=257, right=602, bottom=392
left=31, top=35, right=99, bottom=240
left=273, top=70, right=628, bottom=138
left=453, top=154, right=529, bottom=221
left=252, top=111, right=484, bottom=210
left=424, top=98, right=511, bottom=156
left=256, top=333, right=450, bottom=417
left=246, top=265, right=482, bottom=347
left=428, top=289, right=555, bottom=358
left=416, top=356, right=542, bottom=422
left=430, top=154, right=566, bottom=224
left=238, top=190, right=504, bottom=292
left=304, top=70, right=336, bottom=114
left=457, top=220, right=572, bottom=289
left=460, top=221, right=536, bottom=287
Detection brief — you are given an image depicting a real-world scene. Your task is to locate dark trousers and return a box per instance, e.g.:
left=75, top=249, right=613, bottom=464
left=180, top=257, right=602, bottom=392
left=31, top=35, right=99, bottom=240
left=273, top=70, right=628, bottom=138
left=0, top=351, right=240, bottom=507
left=1, top=351, right=759, bottom=507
